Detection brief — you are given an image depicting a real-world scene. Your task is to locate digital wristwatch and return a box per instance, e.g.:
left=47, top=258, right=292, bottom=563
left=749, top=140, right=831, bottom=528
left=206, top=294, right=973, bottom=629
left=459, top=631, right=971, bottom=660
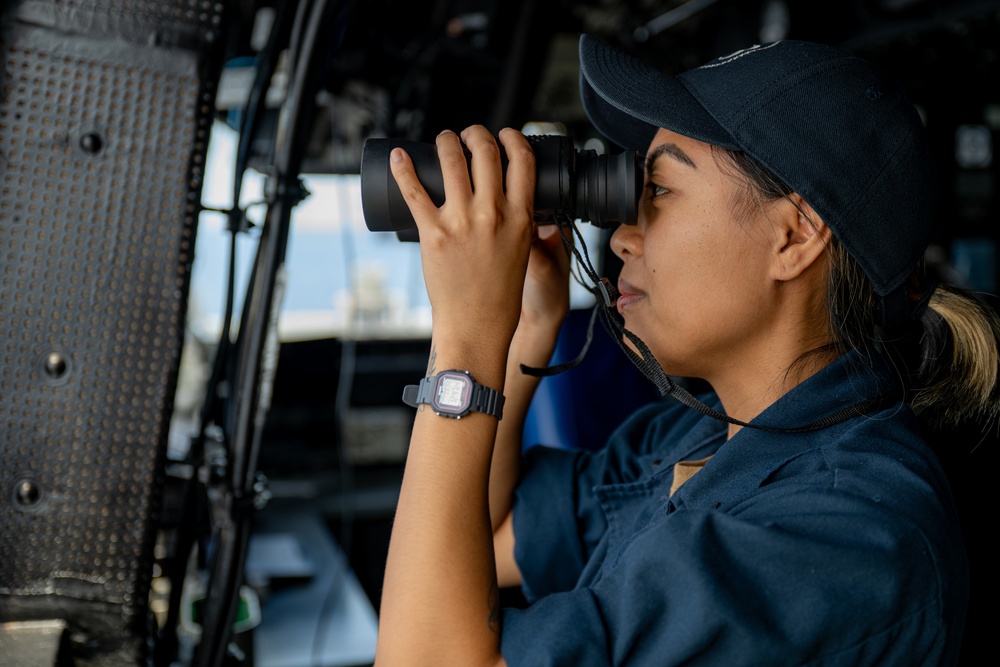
left=402, top=370, right=505, bottom=420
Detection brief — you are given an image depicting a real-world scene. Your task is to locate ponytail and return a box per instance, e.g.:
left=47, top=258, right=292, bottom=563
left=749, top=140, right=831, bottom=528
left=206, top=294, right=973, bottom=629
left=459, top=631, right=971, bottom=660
left=911, top=284, right=1000, bottom=427
left=827, top=240, right=1000, bottom=429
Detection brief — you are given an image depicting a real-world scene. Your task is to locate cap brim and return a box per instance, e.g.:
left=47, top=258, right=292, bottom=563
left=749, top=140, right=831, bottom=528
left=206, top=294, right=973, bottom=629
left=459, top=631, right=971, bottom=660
left=579, top=34, right=740, bottom=154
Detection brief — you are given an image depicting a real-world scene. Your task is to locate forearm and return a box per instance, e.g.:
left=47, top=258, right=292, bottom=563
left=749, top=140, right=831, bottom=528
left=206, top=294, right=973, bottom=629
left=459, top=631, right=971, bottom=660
left=375, top=336, right=509, bottom=667
left=375, top=125, right=541, bottom=666
left=489, top=323, right=561, bottom=530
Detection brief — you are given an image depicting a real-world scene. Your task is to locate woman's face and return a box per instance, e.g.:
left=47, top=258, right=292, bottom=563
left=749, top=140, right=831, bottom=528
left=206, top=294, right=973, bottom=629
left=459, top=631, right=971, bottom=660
left=610, top=128, right=783, bottom=380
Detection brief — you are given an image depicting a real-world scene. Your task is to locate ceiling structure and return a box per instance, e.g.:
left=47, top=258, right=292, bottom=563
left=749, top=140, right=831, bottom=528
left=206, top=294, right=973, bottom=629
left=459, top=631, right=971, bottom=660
left=228, top=0, right=1000, bottom=171
left=218, top=0, right=999, bottom=252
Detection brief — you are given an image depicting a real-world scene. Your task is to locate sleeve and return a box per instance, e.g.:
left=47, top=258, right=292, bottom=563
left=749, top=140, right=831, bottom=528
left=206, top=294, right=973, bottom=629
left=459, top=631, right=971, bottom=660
left=512, top=443, right=613, bottom=601
left=512, top=401, right=689, bottom=601
left=501, top=484, right=955, bottom=667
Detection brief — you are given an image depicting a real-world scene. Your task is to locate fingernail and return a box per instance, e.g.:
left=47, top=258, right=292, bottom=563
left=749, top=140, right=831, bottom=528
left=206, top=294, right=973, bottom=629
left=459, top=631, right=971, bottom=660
left=390, top=148, right=403, bottom=163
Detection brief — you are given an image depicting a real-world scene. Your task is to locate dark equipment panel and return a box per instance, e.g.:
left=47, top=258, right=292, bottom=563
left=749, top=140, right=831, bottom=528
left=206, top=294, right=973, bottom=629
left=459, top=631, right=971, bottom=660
left=0, top=2, right=224, bottom=663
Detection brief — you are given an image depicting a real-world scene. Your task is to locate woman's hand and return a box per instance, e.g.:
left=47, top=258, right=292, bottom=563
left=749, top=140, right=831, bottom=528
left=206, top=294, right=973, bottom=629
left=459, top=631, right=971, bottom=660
left=389, top=125, right=536, bottom=355
left=519, top=222, right=572, bottom=337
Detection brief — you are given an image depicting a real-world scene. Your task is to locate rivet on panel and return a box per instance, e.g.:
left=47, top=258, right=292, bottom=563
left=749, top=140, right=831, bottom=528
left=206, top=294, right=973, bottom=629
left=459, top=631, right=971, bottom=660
left=79, top=131, right=103, bottom=154
left=42, top=350, right=71, bottom=383
left=13, top=478, right=43, bottom=508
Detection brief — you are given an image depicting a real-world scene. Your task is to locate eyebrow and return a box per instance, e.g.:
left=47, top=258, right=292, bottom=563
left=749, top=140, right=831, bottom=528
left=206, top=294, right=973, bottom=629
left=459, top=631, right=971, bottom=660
left=644, top=142, right=697, bottom=175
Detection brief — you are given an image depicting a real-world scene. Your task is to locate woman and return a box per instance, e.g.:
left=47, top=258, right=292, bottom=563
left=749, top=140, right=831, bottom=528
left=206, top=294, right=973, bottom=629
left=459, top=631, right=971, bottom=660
left=372, top=35, right=998, bottom=666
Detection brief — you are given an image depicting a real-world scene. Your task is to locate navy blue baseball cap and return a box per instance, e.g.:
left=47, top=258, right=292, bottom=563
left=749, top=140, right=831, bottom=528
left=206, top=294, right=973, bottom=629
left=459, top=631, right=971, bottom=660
left=579, top=34, right=938, bottom=327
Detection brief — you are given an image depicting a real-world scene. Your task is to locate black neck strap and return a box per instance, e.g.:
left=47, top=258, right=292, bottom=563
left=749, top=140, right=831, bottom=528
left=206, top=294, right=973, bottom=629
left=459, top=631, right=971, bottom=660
left=519, top=220, right=898, bottom=434
left=601, top=301, right=897, bottom=433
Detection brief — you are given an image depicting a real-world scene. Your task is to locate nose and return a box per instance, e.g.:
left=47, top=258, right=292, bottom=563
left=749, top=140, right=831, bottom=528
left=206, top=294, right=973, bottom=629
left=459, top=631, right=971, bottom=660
left=610, top=220, right=642, bottom=261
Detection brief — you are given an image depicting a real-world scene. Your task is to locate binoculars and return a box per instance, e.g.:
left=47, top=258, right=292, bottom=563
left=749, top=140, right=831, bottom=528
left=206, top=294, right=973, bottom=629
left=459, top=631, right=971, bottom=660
left=360, top=134, right=642, bottom=241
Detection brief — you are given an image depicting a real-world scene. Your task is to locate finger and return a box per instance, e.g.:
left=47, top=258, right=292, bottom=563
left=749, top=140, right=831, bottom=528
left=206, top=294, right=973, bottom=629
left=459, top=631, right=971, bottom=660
left=389, top=147, right=441, bottom=225
left=435, top=129, right=473, bottom=208
left=544, top=226, right=573, bottom=274
left=537, top=224, right=560, bottom=241
left=537, top=223, right=572, bottom=260
left=497, top=127, right=536, bottom=215
left=461, top=125, right=503, bottom=203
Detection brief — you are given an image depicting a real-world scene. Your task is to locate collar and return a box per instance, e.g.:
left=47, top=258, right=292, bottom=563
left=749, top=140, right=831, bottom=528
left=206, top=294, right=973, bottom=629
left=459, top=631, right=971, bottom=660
left=668, top=350, right=904, bottom=508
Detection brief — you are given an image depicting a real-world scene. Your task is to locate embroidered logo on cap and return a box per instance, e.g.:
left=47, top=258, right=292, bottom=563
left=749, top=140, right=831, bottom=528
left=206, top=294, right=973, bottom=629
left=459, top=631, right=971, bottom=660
left=700, top=42, right=780, bottom=69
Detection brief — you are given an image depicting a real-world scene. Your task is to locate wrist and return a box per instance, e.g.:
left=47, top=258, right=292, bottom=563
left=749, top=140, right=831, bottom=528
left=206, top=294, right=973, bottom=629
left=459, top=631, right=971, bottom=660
left=517, top=308, right=567, bottom=336
left=404, top=370, right=506, bottom=420
left=510, top=319, right=562, bottom=361
left=426, top=333, right=508, bottom=390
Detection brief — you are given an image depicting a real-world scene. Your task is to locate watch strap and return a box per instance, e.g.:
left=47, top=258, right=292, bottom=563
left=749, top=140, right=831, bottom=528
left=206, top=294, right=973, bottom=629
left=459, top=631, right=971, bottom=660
left=470, top=381, right=505, bottom=419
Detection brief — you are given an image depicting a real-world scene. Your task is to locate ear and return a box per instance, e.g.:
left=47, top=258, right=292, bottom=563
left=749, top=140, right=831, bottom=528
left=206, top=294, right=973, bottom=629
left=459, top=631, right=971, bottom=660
left=768, top=194, right=832, bottom=282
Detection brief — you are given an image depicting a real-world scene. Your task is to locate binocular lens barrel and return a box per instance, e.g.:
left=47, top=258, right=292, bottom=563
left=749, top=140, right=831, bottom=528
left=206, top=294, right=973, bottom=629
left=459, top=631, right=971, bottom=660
left=359, top=135, right=642, bottom=238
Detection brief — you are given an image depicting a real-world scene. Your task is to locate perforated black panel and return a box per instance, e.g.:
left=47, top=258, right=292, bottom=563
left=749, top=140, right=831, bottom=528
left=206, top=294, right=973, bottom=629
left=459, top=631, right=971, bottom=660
left=15, top=0, right=225, bottom=51
left=0, top=2, right=223, bottom=662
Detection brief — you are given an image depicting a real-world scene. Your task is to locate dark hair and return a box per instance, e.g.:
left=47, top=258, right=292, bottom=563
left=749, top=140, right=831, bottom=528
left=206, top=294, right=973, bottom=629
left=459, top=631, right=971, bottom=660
left=718, top=148, right=1000, bottom=429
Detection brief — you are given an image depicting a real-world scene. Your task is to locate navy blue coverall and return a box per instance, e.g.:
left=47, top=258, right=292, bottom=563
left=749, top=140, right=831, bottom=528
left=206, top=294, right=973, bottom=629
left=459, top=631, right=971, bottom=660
left=500, top=351, right=968, bottom=666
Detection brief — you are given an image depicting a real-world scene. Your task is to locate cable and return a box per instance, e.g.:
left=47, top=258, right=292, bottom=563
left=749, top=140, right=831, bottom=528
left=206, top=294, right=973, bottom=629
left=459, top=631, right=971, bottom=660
left=157, top=7, right=295, bottom=664
left=186, top=2, right=314, bottom=665
left=202, top=0, right=293, bottom=454
left=193, top=1, right=353, bottom=664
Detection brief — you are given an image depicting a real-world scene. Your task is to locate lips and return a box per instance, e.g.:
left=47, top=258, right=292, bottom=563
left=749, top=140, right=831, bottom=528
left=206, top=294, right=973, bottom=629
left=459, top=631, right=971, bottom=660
left=616, top=278, right=645, bottom=313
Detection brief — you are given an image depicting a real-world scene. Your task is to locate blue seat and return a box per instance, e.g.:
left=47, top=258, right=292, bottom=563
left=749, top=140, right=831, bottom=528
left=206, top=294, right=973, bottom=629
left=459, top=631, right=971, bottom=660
left=523, top=307, right=663, bottom=452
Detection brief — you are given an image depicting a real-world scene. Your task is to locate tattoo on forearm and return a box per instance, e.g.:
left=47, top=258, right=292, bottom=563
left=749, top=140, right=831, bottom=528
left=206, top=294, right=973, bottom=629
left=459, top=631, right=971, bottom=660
left=427, top=345, right=437, bottom=376
left=419, top=345, right=437, bottom=413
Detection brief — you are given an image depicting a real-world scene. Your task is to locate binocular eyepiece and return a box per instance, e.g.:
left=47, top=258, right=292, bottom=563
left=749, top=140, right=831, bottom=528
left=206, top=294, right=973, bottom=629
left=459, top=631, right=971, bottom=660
left=360, top=134, right=642, bottom=241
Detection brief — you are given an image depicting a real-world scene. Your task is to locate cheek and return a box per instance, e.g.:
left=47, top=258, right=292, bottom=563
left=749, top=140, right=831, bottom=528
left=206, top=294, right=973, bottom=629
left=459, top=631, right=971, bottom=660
left=646, top=226, right=769, bottom=329
left=647, top=214, right=740, bottom=283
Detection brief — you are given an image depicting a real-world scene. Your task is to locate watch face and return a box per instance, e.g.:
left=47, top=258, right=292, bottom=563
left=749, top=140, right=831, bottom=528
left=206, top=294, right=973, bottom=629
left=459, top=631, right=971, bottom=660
left=433, top=373, right=472, bottom=415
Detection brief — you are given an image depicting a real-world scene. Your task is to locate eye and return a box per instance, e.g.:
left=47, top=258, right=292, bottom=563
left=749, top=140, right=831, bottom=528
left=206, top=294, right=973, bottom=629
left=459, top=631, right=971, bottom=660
left=645, top=182, right=670, bottom=198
